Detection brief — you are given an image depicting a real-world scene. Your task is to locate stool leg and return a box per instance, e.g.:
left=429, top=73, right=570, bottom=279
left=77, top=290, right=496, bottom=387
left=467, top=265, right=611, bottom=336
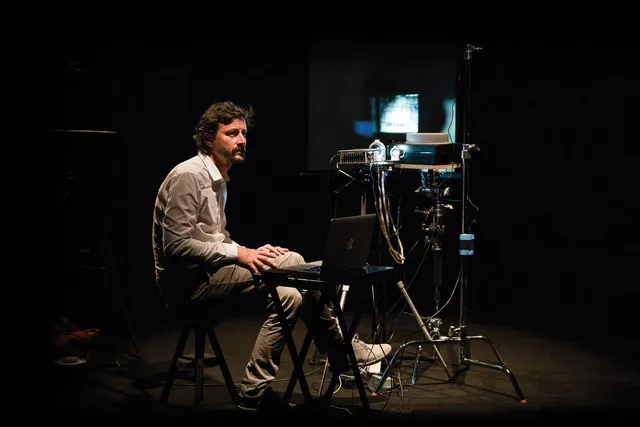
left=193, top=328, right=206, bottom=406
left=161, top=326, right=191, bottom=403
left=206, top=328, right=240, bottom=405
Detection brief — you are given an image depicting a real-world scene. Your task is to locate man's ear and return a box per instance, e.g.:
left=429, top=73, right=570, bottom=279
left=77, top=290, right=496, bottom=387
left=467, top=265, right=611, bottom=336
left=203, top=133, right=213, bottom=148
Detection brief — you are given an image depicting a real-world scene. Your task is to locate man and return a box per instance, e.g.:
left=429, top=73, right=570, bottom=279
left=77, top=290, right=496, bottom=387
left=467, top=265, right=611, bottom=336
left=152, top=101, right=391, bottom=412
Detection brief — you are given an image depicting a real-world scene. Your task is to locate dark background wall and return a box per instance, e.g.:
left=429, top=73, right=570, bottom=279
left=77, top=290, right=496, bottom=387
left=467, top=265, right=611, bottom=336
left=46, top=31, right=640, bottom=362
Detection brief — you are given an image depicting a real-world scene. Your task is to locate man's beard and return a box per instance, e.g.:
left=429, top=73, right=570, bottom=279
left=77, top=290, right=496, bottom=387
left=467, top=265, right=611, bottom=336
left=215, top=147, right=246, bottom=165
left=229, top=147, right=246, bottom=164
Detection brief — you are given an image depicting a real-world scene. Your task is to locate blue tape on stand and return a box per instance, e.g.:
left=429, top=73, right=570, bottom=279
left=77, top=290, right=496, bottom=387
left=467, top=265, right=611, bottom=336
left=459, top=233, right=474, bottom=255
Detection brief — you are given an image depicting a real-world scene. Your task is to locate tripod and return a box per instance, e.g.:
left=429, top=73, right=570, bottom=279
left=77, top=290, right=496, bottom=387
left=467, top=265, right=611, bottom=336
left=368, top=164, right=456, bottom=394
left=372, top=45, right=526, bottom=403
left=399, top=169, right=453, bottom=385
left=52, top=129, right=141, bottom=365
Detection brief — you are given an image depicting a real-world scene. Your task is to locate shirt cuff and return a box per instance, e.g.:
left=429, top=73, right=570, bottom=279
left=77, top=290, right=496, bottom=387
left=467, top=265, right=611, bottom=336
left=223, top=242, right=238, bottom=259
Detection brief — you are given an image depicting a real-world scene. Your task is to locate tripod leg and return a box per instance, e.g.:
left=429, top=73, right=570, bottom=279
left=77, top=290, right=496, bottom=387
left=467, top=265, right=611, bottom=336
left=109, top=267, right=141, bottom=359
left=410, top=345, right=422, bottom=385
left=459, top=357, right=526, bottom=403
left=395, top=280, right=453, bottom=381
left=372, top=339, right=425, bottom=395
left=317, top=357, right=331, bottom=398
left=467, top=335, right=505, bottom=364
left=91, top=266, right=141, bottom=368
left=453, top=333, right=526, bottom=403
left=116, top=283, right=141, bottom=358
left=461, top=335, right=526, bottom=402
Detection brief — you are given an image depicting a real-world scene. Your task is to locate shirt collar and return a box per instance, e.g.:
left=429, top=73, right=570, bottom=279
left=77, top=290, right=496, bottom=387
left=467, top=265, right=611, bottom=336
left=198, top=153, right=230, bottom=183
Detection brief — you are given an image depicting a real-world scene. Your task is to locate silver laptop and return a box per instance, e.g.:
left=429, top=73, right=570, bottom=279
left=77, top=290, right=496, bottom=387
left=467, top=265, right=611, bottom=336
left=278, top=213, right=378, bottom=281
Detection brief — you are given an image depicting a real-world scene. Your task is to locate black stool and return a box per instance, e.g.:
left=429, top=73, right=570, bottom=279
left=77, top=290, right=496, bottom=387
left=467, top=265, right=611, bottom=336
left=160, top=314, right=240, bottom=408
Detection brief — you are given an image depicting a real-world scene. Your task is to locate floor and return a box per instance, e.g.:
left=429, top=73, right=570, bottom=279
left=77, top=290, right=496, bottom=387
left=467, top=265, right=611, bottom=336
left=46, top=306, right=640, bottom=423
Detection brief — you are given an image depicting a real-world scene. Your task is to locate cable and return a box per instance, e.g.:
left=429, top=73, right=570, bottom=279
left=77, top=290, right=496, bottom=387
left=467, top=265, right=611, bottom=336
left=375, top=369, right=402, bottom=413
left=370, top=164, right=404, bottom=265
left=447, top=68, right=462, bottom=143
left=329, top=403, right=353, bottom=415
left=327, top=154, right=340, bottom=220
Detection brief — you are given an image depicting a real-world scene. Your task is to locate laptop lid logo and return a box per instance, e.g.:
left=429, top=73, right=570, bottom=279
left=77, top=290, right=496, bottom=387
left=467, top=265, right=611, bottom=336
left=347, top=238, right=354, bottom=250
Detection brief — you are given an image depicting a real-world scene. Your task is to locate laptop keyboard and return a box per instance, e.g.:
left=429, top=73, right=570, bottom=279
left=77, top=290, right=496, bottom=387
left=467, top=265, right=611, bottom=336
left=303, top=265, right=322, bottom=273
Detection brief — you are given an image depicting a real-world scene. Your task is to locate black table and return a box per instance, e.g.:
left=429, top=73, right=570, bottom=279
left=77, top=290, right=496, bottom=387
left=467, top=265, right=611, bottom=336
left=258, top=265, right=396, bottom=412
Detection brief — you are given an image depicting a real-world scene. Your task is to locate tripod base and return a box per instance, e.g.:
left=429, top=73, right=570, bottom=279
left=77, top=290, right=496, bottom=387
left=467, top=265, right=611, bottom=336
left=372, top=334, right=526, bottom=403
left=454, top=335, right=526, bottom=403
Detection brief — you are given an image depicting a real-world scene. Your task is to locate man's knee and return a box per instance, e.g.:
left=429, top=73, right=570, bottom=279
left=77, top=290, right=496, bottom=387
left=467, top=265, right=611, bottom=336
left=277, top=286, right=303, bottom=313
left=276, top=251, right=305, bottom=268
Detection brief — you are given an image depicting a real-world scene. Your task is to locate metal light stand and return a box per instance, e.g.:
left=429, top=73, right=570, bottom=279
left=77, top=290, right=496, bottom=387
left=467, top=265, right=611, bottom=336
left=417, top=170, right=450, bottom=319
left=373, top=45, right=526, bottom=403
left=404, top=170, right=451, bottom=385
left=447, top=43, right=525, bottom=403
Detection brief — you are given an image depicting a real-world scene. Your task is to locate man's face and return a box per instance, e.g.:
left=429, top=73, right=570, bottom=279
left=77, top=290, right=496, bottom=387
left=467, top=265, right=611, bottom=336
left=208, top=118, right=247, bottom=168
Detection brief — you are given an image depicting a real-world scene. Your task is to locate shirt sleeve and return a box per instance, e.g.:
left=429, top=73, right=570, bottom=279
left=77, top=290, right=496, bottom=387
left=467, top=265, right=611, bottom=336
left=222, top=227, right=239, bottom=247
left=220, top=182, right=239, bottom=247
left=162, top=171, right=238, bottom=265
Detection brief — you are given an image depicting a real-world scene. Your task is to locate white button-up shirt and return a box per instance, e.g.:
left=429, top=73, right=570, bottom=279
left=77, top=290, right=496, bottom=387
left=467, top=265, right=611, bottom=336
left=152, top=153, right=239, bottom=287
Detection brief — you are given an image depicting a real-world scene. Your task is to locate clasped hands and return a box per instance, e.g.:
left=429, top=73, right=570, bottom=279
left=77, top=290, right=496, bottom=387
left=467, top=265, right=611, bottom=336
left=237, top=244, right=289, bottom=273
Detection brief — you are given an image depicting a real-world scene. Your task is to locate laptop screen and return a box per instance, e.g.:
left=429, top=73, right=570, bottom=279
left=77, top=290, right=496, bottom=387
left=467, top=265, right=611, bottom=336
left=318, top=213, right=378, bottom=280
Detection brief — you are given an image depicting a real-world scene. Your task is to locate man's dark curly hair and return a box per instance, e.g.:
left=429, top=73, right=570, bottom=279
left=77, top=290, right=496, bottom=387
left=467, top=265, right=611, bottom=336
left=193, top=101, right=255, bottom=155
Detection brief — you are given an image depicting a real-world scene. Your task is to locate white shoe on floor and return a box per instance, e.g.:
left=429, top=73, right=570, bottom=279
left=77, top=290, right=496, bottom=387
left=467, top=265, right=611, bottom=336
left=350, top=334, right=392, bottom=366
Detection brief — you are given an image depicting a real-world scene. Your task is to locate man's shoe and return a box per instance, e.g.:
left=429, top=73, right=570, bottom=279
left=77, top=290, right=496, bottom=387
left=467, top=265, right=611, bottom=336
left=237, top=387, right=296, bottom=413
left=327, top=335, right=392, bottom=372
left=351, top=334, right=392, bottom=366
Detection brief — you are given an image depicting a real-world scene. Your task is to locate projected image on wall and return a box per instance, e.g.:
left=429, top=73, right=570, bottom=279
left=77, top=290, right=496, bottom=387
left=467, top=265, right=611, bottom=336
left=307, top=37, right=458, bottom=171
left=355, top=94, right=456, bottom=143
left=378, top=94, right=419, bottom=133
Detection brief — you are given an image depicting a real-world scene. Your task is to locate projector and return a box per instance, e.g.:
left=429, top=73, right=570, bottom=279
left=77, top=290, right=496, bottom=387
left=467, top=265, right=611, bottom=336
left=405, top=133, right=450, bottom=145
left=388, top=133, right=461, bottom=165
